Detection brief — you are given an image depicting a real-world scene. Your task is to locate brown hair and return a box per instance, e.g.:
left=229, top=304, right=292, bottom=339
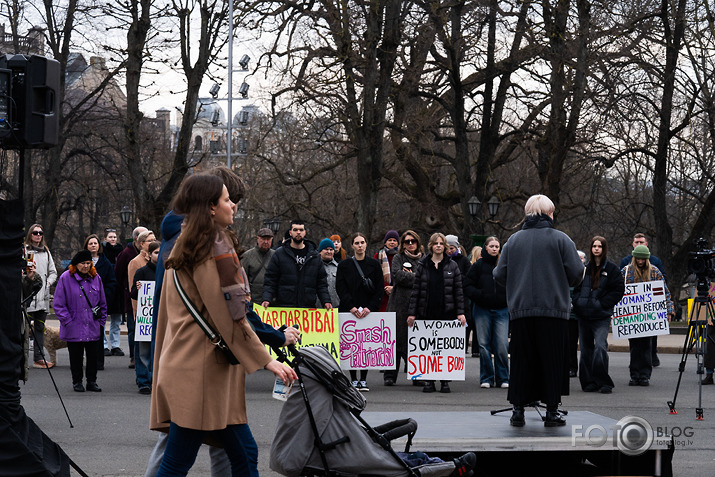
left=83, top=234, right=104, bottom=255
left=589, top=236, right=607, bottom=288
left=24, top=223, right=47, bottom=250
left=427, top=233, right=447, bottom=255
left=148, top=240, right=161, bottom=255
left=351, top=232, right=368, bottom=247
left=209, top=165, right=246, bottom=203
left=166, top=173, right=226, bottom=271
left=398, top=229, right=424, bottom=254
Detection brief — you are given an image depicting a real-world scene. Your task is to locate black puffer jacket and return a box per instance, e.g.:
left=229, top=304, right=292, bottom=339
left=407, top=254, right=464, bottom=319
left=262, top=242, right=331, bottom=308
left=572, top=259, right=625, bottom=320
left=94, top=254, right=119, bottom=314
left=464, top=249, right=507, bottom=309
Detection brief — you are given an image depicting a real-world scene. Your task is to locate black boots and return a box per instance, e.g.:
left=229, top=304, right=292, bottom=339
left=544, top=410, right=566, bottom=427
left=510, top=406, right=525, bottom=427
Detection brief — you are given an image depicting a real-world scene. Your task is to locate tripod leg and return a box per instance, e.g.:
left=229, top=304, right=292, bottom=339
left=667, top=326, right=693, bottom=414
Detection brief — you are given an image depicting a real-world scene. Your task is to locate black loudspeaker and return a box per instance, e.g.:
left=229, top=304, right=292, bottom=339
left=0, top=54, right=60, bottom=149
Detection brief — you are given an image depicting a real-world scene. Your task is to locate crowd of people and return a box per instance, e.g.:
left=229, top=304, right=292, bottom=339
left=21, top=176, right=710, bottom=474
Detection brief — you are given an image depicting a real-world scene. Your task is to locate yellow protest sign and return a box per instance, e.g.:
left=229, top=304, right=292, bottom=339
left=253, top=304, right=340, bottom=362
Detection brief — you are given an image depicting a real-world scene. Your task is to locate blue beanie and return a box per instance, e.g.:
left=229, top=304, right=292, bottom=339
left=318, top=238, right=335, bottom=252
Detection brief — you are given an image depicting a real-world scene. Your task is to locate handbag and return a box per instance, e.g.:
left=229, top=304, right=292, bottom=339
left=172, top=269, right=240, bottom=365
left=78, top=282, right=102, bottom=320
left=352, top=257, right=376, bottom=293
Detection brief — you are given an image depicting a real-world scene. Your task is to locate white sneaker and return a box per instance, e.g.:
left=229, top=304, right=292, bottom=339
left=359, top=381, right=370, bottom=392
left=480, top=383, right=490, bottom=389
left=500, top=383, right=509, bottom=389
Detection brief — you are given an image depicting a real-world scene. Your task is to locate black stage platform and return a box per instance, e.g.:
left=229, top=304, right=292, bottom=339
left=363, top=411, right=673, bottom=477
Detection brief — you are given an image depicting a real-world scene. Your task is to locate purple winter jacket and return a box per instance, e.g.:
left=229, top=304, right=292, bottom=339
left=53, top=269, right=107, bottom=342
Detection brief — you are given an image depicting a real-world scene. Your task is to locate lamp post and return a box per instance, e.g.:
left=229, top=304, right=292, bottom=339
left=119, top=205, right=132, bottom=243
left=264, top=217, right=281, bottom=235
left=467, top=196, right=481, bottom=220
left=227, top=2, right=250, bottom=169
left=487, top=196, right=500, bottom=220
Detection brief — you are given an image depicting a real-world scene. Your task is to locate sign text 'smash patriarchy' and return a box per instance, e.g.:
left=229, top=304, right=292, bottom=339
left=611, top=280, right=670, bottom=340
left=338, top=312, right=396, bottom=370
left=407, top=320, right=466, bottom=381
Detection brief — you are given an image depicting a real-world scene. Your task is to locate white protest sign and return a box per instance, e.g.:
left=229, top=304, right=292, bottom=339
left=407, top=320, right=466, bottom=381
left=611, top=280, right=670, bottom=340
left=135, top=280, right=155, bottom=342
left=338, top=312, right=396, bottom=370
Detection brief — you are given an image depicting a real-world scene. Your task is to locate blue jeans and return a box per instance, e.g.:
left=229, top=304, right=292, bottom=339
left=157, top=422, right=258, bottom=477
left=104, top=313, right=122, bottom=349
left=473, top=305, right=509, bottom=386
left=135, top=341, right=152, bottom=389
left=146, top=432, right=231, bottom=477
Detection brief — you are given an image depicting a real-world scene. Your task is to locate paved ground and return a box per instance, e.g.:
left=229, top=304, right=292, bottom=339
left=19, top=327, right=714, bottom=476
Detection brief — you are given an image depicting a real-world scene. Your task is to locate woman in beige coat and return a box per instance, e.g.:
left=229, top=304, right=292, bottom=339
left=150, top=173, right=296, bottom=476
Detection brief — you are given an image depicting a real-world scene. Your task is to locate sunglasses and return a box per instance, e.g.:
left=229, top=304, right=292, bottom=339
left=32, top=231, right=43, bottom=236
left=404, top=239, right=417, bottom=244
left=106, top=228, right=117, bottom=232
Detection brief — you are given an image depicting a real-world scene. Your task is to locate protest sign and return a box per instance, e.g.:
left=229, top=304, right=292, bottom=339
left=611, top=280, right=670, bottom=339
left=253, top=304, right=340, bottom=361
left=135, top=280, right=154, bottom=342
left=338, top=312, right=396, bottom=370
left=407, top=320, right=466, bottom=381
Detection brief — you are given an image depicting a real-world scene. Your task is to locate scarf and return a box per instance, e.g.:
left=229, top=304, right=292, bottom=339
left=522, top=213, right=554, bottom=229
left=378, top=246, right=398, bottom=283
left=404, top=250, right=422, bottom=260
left=213, top=233, right=250, bottom=322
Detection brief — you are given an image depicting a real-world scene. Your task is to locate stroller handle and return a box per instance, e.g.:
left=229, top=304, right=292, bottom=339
left=373, top=418, right=418, bottom=442
left=271, top=324, right=300, bottom=364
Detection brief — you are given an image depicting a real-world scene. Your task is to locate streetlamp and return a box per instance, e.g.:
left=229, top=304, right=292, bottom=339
left=264, top=217, right=281, bottom=235
left=487, top=196, right=500, bottom=220
left=119, top=205, right=132, bottom=243
left=467, top=196, right=481, bottom=219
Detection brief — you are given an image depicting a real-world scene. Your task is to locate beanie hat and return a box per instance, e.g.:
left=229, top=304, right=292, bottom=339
left=330, top=234, right=341, bottom=243
left=71, top=249, right=93, bottom=266
left=445, top=234, right=460, bottom=248
left=318, top=238, right=335, bottom=252
left=383, top=230, right=400, bottom=243
left=632, top=245, right=651, bottom=259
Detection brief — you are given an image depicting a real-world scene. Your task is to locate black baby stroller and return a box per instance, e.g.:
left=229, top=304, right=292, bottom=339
left=269, top=345, right=476, bottom=477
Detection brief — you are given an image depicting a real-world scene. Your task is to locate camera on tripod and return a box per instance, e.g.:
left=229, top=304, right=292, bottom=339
left=688, top=238, right=715, bottom=296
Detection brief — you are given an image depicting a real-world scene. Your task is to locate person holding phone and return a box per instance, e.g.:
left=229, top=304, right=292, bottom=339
left=23, top=224, right=58, bottom=369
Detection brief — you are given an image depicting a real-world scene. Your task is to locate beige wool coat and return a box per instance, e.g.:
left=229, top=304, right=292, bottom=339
left=150, top=257, right=273, bottom=433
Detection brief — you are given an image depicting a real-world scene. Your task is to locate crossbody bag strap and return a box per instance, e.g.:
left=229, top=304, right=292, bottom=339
left=352, top=256, right=366, bottom=279
left=172, top=269, right=220, bottom=343
left=77, top=282, right=95, bottom=309
left=256, top=251, right=271, bottom=276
